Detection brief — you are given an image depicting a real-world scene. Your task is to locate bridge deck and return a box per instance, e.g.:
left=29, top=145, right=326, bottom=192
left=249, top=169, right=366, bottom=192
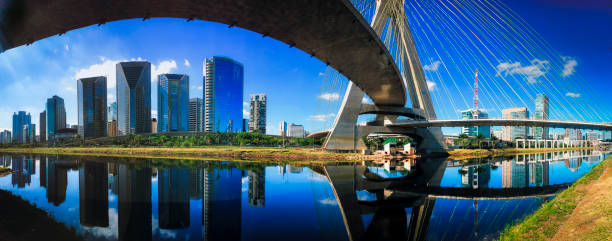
left=388, top=119, right=612, bottom=131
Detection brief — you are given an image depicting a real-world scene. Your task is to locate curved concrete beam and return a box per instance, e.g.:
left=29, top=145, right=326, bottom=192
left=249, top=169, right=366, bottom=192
left=359, top=104, right=426, bottom=120
left=0, top=0, right=406, bottom=106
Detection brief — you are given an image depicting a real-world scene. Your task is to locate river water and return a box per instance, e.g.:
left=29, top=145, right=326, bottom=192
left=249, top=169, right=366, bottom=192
left=0, top=150, right=607, bottom=241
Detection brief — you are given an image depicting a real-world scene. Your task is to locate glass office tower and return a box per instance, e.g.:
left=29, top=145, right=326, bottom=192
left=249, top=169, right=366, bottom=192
left=502, top=107, right=530, bottom=141
left=46, top=95, right=66, bottom=141
left=157, top=74, right=189, bottom=133
left=534, top=94, right=549, bottom=140
left=78, top=76, right=108, bottom=139
left=12, top=111, right=31, bottom=143
left=203, top=57, right=244, bottom=133
left=116, top=61, right=151, bottom=135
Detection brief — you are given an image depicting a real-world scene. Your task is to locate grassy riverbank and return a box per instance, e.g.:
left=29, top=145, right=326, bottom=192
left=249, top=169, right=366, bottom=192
left=498, top=156, right=612, bottom=241
left=449, top=147, right=598, bottom=159
left=0, top=146, right=362, bottom=162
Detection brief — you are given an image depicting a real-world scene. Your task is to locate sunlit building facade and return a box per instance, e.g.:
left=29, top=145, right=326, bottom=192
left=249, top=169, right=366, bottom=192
left=117, top=61, right=151, bottom=135
left=78, top=76, right=108, bottom=139
left=249, top=94, right=266, bottom=133
left=204, top=57, right=244, bottom=133
left=157, top=74, right=189, bottom=133
left=461, top=109, right=490, bottom=138
left=189, top=98, right=204, bottom=132
left=501, top=107, right=529, bottom=141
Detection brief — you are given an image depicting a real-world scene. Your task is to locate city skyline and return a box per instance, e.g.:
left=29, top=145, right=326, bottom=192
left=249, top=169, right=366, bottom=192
left=0, top=1, right=610, bottom=136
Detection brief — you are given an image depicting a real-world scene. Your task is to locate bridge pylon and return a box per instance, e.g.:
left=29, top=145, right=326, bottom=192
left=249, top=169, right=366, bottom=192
left=324, top=0, right=446, bottom=154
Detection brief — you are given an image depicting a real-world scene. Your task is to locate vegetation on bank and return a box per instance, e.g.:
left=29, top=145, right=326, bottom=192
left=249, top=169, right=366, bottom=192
left=0, top=146, right=361, bottom=162
left=0, top=132, right=326, bottom=149
left=498, top=156, right=612, bottom=241
left=449, top=146, right=598, bottom=159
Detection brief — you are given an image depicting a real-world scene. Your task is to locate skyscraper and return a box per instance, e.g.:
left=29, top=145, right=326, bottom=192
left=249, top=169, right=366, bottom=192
left=502, top=107, right=529, bottom=141
left=12, top=111, right=31, bottom=143
left=203, top=57, right=244, bottom=133
left=249, top=94, right=267, bottom=133
left=108, top=102, right=117, bottom=122
left=46, top=95, right=66, bottom=141
left=534, top=94, right=549, bottom=140
left=189, top=98, right=204, bottom=132
left=461, top=109, right=490, bottom=138
left=39, top=111, right=46, bottom=142
left=78, top=76, right=108, bottom=139
left=116, top=61, right=151, bottom=135
left=0, top=130, right=11, bottom=144
left=158, top=74, right=189, bottom=133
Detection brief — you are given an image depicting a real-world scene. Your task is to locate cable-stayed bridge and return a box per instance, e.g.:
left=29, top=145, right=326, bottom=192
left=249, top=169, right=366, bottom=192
left=1, top=0, right=609, bottom=153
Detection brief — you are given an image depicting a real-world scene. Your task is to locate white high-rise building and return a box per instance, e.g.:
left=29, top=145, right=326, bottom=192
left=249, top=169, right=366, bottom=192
left=189, top=98, right=204, bottom=132
left=249, top=94, right=267, bottom=133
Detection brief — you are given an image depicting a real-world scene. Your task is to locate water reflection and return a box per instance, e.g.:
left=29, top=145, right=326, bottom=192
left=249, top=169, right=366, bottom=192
left=0, top=149, right=607, bottom=241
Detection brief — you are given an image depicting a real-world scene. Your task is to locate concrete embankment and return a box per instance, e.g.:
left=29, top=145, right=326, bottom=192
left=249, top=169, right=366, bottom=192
left=498, top=156, right=612, bottom=241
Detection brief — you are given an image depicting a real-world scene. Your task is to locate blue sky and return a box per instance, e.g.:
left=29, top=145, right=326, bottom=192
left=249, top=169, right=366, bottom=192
left=0, top=0, right=610, bottom=135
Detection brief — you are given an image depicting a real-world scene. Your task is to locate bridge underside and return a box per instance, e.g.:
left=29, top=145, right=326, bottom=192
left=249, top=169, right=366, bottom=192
left=0, top=0, right=406, bottom=106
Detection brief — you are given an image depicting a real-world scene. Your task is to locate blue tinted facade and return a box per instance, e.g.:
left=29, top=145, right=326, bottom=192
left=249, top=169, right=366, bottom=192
left=116, top=61, right=151, bottom=135
left=157, top=74, right=189, bottom=132
left=204, top=57, right=244, bottom=133
left=108, top=102, right=117, bottom=121
left=12, top=111, right=31, bottom=143
left=78, top=76, right=108, bottom=139
left=46, top=95, right=66, bottom=141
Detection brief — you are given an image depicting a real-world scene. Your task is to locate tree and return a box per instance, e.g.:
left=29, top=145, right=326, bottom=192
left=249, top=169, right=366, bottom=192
left=476, top=134, right=486, bottom=149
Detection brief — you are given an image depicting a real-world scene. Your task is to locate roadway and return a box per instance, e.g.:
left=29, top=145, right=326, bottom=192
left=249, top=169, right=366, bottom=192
left=387, top=119, right=612, bottom=131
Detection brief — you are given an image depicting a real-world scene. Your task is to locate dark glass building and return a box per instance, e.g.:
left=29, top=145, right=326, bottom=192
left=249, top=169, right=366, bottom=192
left=157, top=74, right=189, bottom=133
left=39, top=111, right=46, bottom=142
left=203, top=57, right=244, bottom=133
left=12, top=111, right=31, bottom=143
left=46, top=95, right=66, bottom=141
left=116, top=61, right=151, bottom=135
left=78, top=76, right=108, bottom=139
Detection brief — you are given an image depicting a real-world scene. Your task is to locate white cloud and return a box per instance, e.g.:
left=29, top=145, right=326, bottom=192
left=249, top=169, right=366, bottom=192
left=496, top=59, right=549, bottom=83
left=309, top=113, right=335, bottom=121
left=243, top=109, right=250, bottom=118
left=318, top=92, right=340, bottom=101
left=107, top=93, right=114, bottom=100
left=151, top=60, right=178, bottom=81
left=197, top=85, right=203, bottom=90
left=566, top=92, right=581, bottom=98
left=184, top=59, right=190, bottom=67
left=362, top=96, right=372, bottom=104
left=74, top=59, right=121, bottom=89
left=64, top=44, right=69, bottom=51
left=318, top=72, right=324, bottom=76
left=318, top=198, right=338, bottom=206
left=423, top=60, right=441, bottom=71
left=427, top=81, right=436, bottom=91
left=561, top=56, right=577, bottom=77
left=243, top=101, right=249, bottom=107
left=151, top=110, right=158, bottom=116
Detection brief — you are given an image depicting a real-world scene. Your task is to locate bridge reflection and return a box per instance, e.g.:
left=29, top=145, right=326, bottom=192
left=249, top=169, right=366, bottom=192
left=318, top=150, right=604, bottom=241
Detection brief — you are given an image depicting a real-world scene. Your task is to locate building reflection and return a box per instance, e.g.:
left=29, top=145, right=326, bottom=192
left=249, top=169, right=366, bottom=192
left=248, top=168, right=265, bottom=207
left=79, top=161, right=109, bottom=227
left=40, top=157, right=47, bottom=188
left=460, top=164, right=491, bottom=189
left=46, top=159, right=68, bottom=206
left=108, top=162, right=118, bottom=195
left=189, top=168, right=203, bottom=200
left=11, top=155, right=34, bottom=188
left=158, top=167, right=190, bottom=229
left=203, top=167, right=242, bottom=241
left=118, top=162, right=152, bottom=241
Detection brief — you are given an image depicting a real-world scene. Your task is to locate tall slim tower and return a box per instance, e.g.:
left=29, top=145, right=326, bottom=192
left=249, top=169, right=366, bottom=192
left=116, top=61, right=151, bottom=135
left=157, top=74, right=189, bottom=133
left=78, top=76, right=108, bottom=139
left=203, top=57, right=244, bottom=133
left=39, top=111, right=46, bottom=143
left=534, top=94, right=549, bottom=140
left=46, top=95, right=66, bottom=141
left=249, top=94, right=267, bottom=134
left=189, top=98, right=204, bottom=132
